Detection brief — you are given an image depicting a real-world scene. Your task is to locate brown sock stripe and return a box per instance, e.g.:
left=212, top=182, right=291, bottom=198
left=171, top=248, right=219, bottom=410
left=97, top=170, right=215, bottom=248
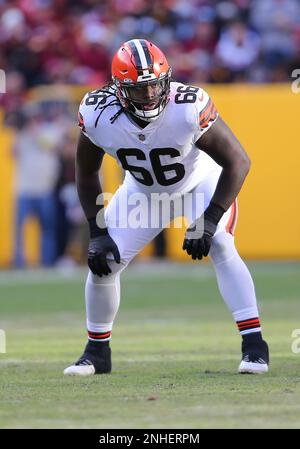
left=88, top=331, right=112, bottom=339
left=236, top=317, right=260, bottom=325
left=237, top=317, right=260, bottom=330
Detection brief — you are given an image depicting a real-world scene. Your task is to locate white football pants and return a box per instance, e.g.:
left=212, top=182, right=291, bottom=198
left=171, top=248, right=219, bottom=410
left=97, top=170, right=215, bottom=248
left=85, top=170, right=259, bottom=338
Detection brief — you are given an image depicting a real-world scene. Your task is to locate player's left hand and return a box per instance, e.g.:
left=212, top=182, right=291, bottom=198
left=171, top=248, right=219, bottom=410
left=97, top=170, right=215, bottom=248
left=182, top=217, right=217, bottom=260
left=88, top=233, right=120, bottom=277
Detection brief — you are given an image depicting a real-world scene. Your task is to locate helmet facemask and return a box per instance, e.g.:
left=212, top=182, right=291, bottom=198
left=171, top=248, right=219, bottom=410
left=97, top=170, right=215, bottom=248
left=114, top=69, right=171, bottom=122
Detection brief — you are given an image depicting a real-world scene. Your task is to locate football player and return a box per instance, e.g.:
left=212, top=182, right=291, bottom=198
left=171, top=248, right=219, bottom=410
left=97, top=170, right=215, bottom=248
left=64, top=39, right=269, bottom=376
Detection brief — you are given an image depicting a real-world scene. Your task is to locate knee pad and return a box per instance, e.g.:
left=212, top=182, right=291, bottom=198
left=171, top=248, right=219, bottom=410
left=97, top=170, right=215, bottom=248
left=209, top=231, right=237, bottom=265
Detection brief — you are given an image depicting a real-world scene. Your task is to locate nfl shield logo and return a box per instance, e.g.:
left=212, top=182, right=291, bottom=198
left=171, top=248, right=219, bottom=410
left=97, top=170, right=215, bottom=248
left=138, top=134, right=145, bottom=141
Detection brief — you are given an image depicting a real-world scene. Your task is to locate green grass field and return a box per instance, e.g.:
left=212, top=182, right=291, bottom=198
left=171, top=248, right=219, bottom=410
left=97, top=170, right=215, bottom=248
left=0, top=261, right=299, bottom=429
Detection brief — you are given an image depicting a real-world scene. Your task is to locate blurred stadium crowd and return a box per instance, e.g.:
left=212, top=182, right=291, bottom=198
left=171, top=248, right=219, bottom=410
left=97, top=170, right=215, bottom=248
left=1, top=0, right=299, bottom=268
left=1, top=0, right=300, bottom=90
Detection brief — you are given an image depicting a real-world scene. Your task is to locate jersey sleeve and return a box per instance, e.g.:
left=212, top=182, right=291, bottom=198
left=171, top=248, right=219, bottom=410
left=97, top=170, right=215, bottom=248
left=193, top=88, right=219, bottom=143
left=77, top=93, right=99, bottom=146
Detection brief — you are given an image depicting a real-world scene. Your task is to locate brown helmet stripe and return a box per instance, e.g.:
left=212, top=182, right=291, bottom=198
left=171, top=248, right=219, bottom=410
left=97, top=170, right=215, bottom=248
left=127, top=40, right=143, bottom=70
left=140, top=39, right=153, bottom=69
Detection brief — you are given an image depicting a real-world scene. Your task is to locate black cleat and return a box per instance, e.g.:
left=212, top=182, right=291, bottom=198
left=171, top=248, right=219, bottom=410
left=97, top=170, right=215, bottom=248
left=64, top=340, right=111, bottom=376
left=238, top=334, right=269, bottom=374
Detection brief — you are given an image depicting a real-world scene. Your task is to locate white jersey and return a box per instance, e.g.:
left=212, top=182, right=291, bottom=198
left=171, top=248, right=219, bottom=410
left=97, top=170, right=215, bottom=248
left=78, top=82, right=221, bottom=195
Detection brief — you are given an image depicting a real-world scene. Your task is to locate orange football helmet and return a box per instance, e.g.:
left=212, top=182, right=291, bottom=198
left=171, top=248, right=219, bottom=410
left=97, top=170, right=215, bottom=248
left=112, top=39, right=172, bottom=121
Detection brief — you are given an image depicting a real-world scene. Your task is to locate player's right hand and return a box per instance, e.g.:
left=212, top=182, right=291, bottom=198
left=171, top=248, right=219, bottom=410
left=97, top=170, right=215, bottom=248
left=88, top=234, right=120, bottom=277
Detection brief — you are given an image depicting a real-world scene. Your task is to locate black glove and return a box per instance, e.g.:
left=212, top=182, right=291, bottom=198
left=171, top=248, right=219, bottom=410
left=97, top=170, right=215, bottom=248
left=182, top=202, right=225, bottom=260
left=87, top=217, right=120, bottom=276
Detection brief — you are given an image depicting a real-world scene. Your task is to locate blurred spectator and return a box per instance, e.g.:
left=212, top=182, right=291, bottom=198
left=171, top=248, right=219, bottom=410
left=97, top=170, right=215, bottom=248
left=55, top=129, right=88, bottom=267
left=0, top=71, right=27, bottom=128
left=12, top=103, right=65, bottom=267
left=215, top=20, right=261, bottom=81
left=250, top=0, right=300, bottom=77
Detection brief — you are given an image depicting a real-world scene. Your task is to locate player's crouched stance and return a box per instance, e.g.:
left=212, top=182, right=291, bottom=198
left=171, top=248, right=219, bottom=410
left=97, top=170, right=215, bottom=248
left=64, top=39, right=269, bottom=377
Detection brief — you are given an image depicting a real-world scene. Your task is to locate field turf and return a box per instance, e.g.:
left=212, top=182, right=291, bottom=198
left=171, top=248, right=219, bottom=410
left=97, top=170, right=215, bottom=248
left=0, top=261, right=299, bottom=429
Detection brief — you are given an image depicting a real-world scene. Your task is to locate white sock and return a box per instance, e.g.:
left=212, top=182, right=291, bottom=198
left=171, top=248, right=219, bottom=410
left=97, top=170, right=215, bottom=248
left=209, top=232, right=261, bottom=335
left=85, top=267, right=121, bottom=342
